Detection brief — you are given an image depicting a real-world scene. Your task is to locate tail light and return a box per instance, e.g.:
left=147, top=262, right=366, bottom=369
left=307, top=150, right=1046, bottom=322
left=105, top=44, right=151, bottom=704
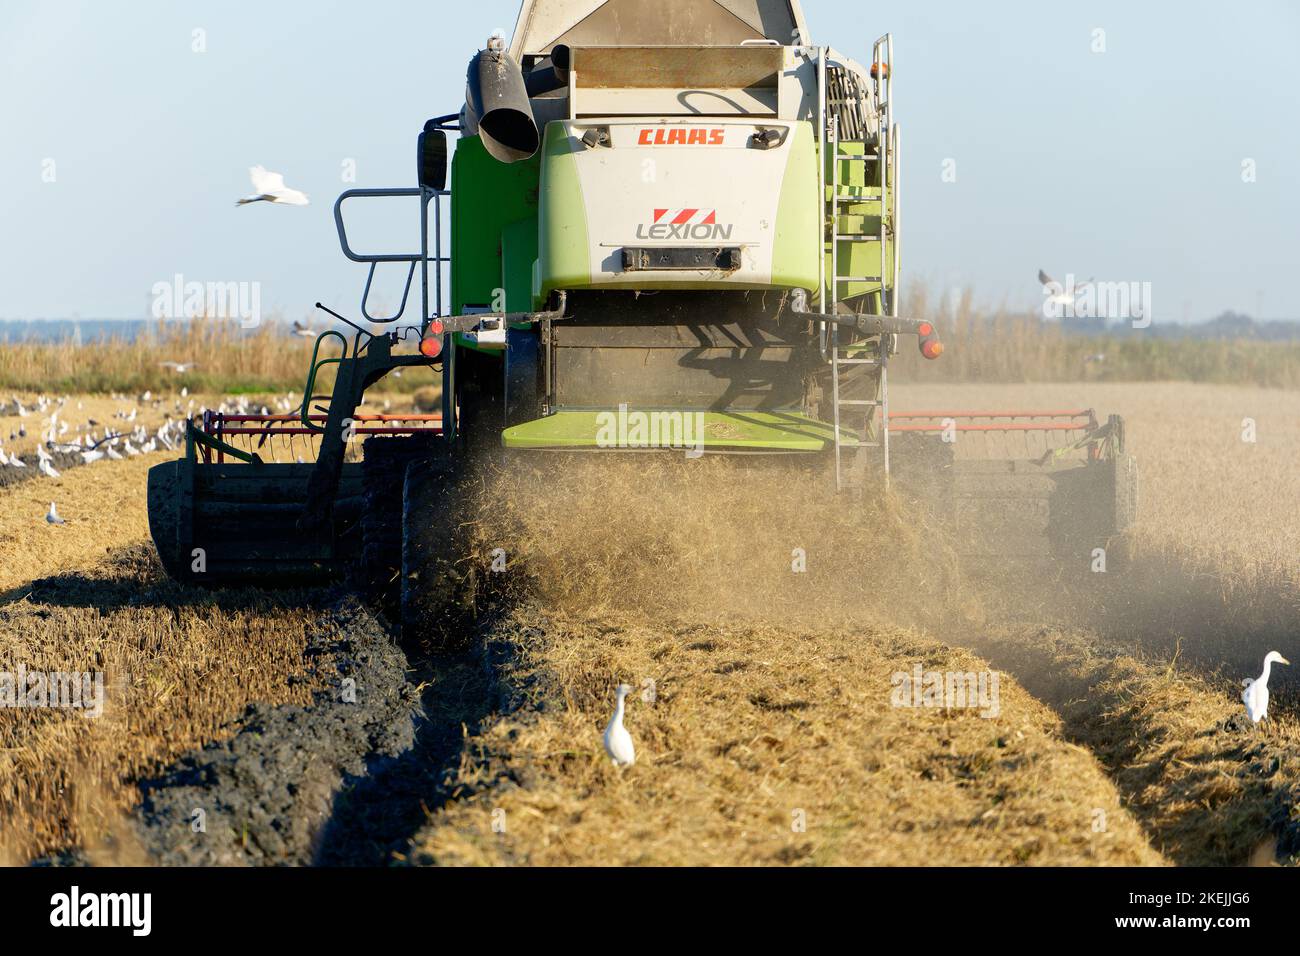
left=419, top=320, right=445, bottom=359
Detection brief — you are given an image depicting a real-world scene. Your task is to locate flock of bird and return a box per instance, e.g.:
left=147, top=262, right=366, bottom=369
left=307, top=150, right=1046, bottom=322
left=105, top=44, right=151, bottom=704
left=0, top=393, right=183, bottom=475
left=0, top=391, right=301, bottom=528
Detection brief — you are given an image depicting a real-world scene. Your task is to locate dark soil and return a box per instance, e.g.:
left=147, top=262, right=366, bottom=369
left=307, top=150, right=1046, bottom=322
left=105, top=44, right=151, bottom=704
left=130, top=597, right=420, bottom=865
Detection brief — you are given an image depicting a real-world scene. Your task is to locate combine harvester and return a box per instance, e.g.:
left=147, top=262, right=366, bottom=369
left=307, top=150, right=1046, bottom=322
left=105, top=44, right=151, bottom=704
left=148, top=0, right=1137, bottom=638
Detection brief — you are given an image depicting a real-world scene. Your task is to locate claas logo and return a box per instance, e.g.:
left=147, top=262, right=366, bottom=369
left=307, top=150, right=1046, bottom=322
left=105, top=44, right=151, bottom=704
left=638, top=128, right=725, bottom=146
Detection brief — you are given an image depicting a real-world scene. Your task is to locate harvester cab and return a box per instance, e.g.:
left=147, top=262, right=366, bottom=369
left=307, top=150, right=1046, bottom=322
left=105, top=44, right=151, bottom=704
left=147, top=0, right=1137, bottom=640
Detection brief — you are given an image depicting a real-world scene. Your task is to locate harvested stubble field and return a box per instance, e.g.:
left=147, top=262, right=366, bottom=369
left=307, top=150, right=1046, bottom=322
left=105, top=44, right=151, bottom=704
left=1, top=381, right=1298, bottom=867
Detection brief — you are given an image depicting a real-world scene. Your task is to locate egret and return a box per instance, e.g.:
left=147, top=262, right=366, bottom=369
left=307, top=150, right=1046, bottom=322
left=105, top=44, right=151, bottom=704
left=237, top=166, right=309, bottom=206
left=1038, top=269, right=1095, bottom=311
left=603, top=683, right=636, bottom=767
left=1242, top=652, right=1290, bottom=723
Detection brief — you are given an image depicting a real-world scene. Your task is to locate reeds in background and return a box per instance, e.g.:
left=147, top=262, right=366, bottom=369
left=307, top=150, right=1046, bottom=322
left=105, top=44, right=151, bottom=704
left=890, top=286, right=1300, bottom=388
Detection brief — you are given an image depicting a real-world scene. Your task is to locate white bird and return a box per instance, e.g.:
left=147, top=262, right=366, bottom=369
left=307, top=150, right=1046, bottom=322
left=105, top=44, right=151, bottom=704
left=1242, top=652, right=1290, bottom=723
left=603, top=683, right=636, bottom=767
left=237, top=165, right=310, bottom=206
left=8, top=453, right=25, bottom=468
left=160, top=361, right=198, bottom=374
left=80, top=449, right=104, bottom=464
left=45, top=502, right=64, bottom=525
left=105, top=444, right=123, bottom=461
left=39, top=458, right=61, bottom=479
left=291, top=319, right=317, bottom=338
left=1038, top=269, right=1095, bottom=309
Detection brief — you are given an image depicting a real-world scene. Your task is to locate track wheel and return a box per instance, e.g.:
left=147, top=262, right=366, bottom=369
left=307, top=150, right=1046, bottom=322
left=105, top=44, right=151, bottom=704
left=359, top=435, right=434, bottom=609
left=400, top=456, right=479, bottom=651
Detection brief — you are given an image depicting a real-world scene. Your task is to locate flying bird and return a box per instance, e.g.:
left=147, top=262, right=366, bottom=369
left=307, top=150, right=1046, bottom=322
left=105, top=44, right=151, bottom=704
left=603, top=683, right=636, bottom=767
left=1038, top=269, right=1095, bottom=310
left=1242, top=651, right=1290, bottom=723
left=237, top=166, right=309, bottom=206
left=45, top=502, right=64, bottom=525
left=291, top=319, right=317, bottom=338
left=160, top=361, right=198, bottom=374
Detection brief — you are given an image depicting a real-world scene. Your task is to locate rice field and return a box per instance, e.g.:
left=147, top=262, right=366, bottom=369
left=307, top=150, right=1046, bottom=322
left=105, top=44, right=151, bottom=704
left=2, top=380, right=1299, bottom=866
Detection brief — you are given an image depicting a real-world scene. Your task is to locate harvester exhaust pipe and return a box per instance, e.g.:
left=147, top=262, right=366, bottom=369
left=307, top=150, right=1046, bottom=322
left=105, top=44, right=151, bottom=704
left=465, top=36, right=539, bottom=164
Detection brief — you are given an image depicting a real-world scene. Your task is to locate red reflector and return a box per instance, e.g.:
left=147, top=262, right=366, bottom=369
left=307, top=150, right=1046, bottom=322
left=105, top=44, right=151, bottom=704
left=920, top=339, right=944, bottom=360
left=918, top=322, right=933, bottom=337
left=419, top=324, right=444, bottom=359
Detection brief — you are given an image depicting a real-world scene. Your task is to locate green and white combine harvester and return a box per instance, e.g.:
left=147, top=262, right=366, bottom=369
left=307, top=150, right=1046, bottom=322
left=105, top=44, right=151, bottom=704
left=148, top=0, right=1137, bottom=640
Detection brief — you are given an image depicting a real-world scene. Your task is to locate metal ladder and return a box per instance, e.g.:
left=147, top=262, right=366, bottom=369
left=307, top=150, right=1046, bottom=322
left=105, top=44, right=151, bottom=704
left=822, top=34, right=897, bottom=491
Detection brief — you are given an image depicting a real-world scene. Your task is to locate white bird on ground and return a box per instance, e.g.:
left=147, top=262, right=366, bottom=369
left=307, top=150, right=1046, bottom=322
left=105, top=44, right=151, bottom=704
left=8, top=453, right=25, bottom=468
left=603, top=683, right=636, bottom=767
left=45, top=502, right=64, bottom=525
left=1038, top=269, right=1095, bottom=310
left=80, top=449, right=104, bottom=464
left=39, top=458, right=61, bottom=479
left=105, top=444, right=123, bottom=461
left=1242, top=652, right=1290, bottom=723
left=237, top=166, right=310, bottom=206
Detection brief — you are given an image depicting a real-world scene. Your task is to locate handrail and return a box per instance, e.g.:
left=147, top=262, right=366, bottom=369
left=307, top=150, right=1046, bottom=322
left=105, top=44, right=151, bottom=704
left=333, top=186, right=451, bottom=325
left=301, top=330, right=349, bottom=433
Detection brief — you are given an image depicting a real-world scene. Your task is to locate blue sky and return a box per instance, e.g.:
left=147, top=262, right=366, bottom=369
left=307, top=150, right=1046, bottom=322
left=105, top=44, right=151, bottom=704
left=0, top=0, right=1296, bottom=322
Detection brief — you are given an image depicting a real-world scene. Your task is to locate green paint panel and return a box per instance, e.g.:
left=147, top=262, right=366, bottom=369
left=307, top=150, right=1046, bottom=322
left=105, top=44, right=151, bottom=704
left=502, top=410, right=855, bottom=452
left=537, top=123, right=591, bottom=301
left=450, top=135, right=540, bottom=317
left=772, top=122, right=821, bottom=293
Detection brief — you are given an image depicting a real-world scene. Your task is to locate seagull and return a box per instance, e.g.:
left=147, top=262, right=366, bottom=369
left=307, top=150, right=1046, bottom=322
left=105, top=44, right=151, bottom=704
left=291, top=319, right=317, bottom=338
left=105, top=444, right=123, bottom=461
left=237, top=165, right=309, bottom=206
left=160, top=361, right=198, bottom=374
left=603, top=683, right=636, bottom=767
left=45, top=502, right=64, bottom=525
left=39, top=458, right=61, bottom=479
left=1242, top=652, right=1290, bottom=723
left=1038, top=269, right=1095, bottom=309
